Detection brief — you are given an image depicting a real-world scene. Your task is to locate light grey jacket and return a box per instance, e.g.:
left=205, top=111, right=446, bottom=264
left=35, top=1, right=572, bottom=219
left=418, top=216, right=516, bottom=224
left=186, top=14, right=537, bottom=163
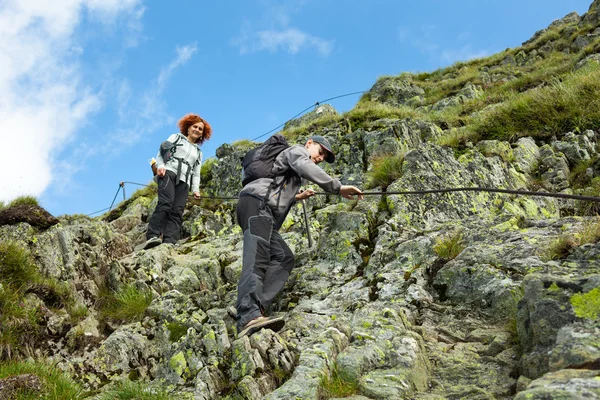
left=155, top=133, right=202, bottom=193
left=240, top=144, right=341, bottom=226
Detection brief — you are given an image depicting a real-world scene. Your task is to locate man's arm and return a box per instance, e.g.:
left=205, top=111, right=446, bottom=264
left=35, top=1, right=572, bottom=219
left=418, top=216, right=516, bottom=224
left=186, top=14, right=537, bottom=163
left=284, top=146, right=342, bottom=194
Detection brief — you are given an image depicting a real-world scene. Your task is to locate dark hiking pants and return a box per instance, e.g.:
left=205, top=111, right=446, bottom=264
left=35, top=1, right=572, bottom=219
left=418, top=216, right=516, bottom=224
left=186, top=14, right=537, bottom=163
left=236, top=195, right=295, bottom=330
left=146, top=170, right=189, bottom=244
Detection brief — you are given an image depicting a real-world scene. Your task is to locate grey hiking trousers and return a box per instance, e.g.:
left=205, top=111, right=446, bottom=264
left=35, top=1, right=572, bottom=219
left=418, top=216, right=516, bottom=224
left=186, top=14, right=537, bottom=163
left=236, top=195, right=295, bottom=330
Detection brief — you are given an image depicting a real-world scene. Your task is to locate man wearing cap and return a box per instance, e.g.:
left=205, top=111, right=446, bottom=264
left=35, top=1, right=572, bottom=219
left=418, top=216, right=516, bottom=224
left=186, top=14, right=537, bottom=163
left=235, top=135, right=364, bottom=337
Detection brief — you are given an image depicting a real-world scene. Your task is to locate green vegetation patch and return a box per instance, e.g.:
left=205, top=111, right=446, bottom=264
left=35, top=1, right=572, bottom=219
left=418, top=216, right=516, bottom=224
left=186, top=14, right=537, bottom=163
left=366, top=152, right=405, bottom=189
left=0, top=360, right=85, bottom=400
left=8, top=196, right=39, bottom=208
left=433, top=230, right=466, bottom=260
left=0, top=241, right=74, bottom=358
left=98, top=284, right=153, bottom=323
left=570, top=287, right=600, bottom=321
left=542, top=234, right=578, bottom=261
left=469, top=63, right=600, bottom=142
left=319, top=363, right=358, bottom=399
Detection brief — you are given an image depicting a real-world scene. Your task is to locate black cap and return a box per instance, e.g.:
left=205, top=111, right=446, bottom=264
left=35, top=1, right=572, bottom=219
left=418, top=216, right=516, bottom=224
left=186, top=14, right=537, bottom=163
left=310, top=135, right=335, bottom=163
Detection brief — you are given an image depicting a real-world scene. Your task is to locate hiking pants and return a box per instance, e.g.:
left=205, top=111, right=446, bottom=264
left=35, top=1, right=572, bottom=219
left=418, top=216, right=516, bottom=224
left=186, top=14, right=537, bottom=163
left=146, top=170, right=189, bottom=244
left=236, top=195, right=295, bottom=330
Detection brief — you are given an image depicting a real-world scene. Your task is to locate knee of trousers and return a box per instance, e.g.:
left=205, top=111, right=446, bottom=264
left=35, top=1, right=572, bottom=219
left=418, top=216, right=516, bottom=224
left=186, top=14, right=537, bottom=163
left=281, top=249, right=295, bottom=273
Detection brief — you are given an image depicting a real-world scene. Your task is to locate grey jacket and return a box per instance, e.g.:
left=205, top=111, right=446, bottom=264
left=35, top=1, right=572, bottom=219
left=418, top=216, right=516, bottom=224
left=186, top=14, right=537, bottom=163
left=240, top=144, right=341, bottom=226
left=155, top=133, right=202, bottom=193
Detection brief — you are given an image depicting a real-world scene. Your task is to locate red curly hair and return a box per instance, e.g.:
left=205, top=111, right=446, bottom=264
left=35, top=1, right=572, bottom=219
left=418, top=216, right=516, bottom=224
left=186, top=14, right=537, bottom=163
left=178, top=113, right=212, bottom=144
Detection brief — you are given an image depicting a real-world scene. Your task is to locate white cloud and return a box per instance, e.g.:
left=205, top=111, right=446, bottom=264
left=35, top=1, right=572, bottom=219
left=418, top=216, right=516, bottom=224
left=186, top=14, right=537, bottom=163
left=247, top=28, right=333, bottom=55
left=104, top=43, right=199, bottom=150
left=398, top=26, right=489, bottom=66
left=0, top=0, right=143, bottom=203
left=157, top=44, right=198, bottom=91
left=233, top=1, right=332, bottom=56
left=441, top=45, right=490, bottom=64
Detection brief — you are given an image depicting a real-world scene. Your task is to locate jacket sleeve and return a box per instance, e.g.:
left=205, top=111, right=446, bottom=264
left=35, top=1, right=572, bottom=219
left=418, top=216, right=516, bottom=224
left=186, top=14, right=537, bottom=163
left=155, top=134, right=179, bottom=169
left=284, top=146, right=341, bottom=194
left=190, top=150, right=202, bottom=193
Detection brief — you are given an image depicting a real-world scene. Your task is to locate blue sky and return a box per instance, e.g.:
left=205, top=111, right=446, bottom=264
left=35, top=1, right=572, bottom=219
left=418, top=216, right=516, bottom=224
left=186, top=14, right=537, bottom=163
left=0, top=0, right=593, bottom=216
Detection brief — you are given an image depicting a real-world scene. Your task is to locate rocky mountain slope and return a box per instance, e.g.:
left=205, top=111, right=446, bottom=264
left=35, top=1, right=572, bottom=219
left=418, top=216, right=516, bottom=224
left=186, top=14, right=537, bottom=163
left=1, top=2, right=600, bottom=399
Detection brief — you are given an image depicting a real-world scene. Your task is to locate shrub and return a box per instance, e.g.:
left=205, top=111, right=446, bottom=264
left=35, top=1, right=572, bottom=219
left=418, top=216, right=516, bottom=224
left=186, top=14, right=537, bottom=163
left=97, top=380, right=171, bottom=400
left=99, top=284, right=153, bottom=322
left=433, top=230, right=466, bottom=260
left=0, top=360, right=85, bottom=400
left=365, top=153, right=405, bottom=189
left=8, top=196, right=39, bottom=208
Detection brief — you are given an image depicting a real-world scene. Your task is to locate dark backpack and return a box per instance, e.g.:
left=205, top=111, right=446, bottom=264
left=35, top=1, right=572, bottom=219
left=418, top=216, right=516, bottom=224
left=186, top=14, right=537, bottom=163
left=241, top=134, right=290, bottom=186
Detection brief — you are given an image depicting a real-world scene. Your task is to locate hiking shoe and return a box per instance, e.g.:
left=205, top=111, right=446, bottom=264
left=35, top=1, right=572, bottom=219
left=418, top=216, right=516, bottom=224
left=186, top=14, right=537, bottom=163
left=227, top=306, right=237, bottom=319
left=238, top=316, right=285, bottom=338
left=143, top=237, right=162, bottom=250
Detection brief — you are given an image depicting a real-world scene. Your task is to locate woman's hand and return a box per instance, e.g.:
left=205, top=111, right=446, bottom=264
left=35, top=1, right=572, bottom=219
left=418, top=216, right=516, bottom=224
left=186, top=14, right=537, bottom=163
left=157, top=167, right=166, bottom=177
left=193, top=191, right=201, bottom=199
left=295, top=189, right=315, bottom=201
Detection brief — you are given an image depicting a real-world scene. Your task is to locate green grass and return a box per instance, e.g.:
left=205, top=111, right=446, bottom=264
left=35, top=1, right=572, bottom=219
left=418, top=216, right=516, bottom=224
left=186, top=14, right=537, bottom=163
left=0, top=241, right=40, bottom=288
left=0, top=360, right=85, bottom=400
left=200, top=157, right=217, bottom=186
left=8, top=196, right=39, bottom=208
left=433, top=230, right=466, bottom=260
left=128, top=182, right=158, bottom=203
left=282, top=113, right=343, bottom=143
left=578, top=177, right=600, bottom=216
left=98, top=284, right=153, bottom=322
left=319, top=363, right=358, bottom=399
left=97, top=380, right=171, bottom=400
left=570, top=157, right=597, bottom=189
left=0, top=201, right=5, bottom=211
left=344, top=102, right=417, bottom=129
left=0, top=241, right=74, bottom=358
left=166, top=322, right=188, bottom=342
left=365, top=153, right=405, bottom=189
left=543, top=234, right=578, bottom=261
left=468, top=63, right=600, bottom=142
left=578, top=217, right=600, bottom=245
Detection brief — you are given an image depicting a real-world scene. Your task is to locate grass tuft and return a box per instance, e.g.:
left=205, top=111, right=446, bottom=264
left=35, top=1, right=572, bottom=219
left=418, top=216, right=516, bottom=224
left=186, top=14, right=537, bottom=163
left=98, top=284, right=153, bottom=322
left=468, top=63, right=600, bottom=142
left=365, top=153, right=405, bottom=189
left=0, top=360, right=85, bottom=400
left=319, top=363, right=358, bottom=399
left=433, top=230, right=466, bottom=260
left=543, top=234, right=578, bottom=261
left=578, top=217, right=600, bottom=245
left=8, top=196, right=39, bottom=208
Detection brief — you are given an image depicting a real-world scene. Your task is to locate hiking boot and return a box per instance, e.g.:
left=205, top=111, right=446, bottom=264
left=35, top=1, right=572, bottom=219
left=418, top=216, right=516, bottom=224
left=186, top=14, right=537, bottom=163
left=143, top=237, right=162, bottom=250
left=227, top=305, right=237, bottom=319
left=238, top=316, right=285, bottom=338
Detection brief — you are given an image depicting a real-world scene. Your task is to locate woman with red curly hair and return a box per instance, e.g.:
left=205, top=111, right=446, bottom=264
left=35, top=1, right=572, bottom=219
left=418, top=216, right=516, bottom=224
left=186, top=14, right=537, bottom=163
left=143, top=113, right=212, bottom=249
